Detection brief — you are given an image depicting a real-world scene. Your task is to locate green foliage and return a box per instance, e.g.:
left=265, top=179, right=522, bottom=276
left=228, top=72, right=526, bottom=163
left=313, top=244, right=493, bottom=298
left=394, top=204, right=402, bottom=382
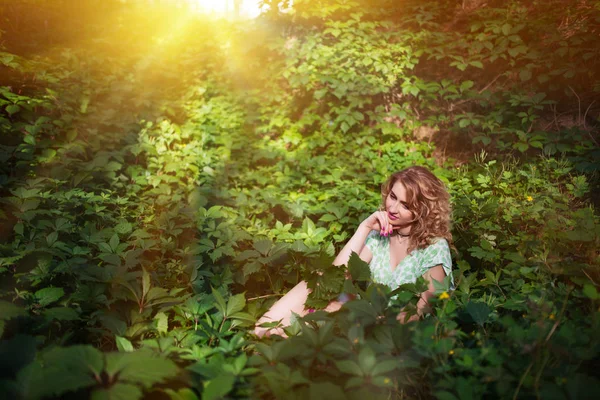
left=0, top=0, right=599, bottom=399
left=15, top=345, right=178, bottom=400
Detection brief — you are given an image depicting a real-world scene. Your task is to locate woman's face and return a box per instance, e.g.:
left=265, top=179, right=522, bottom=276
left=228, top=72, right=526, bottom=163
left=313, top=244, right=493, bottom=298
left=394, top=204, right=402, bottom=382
left=385, top=180, right=413, bottom=227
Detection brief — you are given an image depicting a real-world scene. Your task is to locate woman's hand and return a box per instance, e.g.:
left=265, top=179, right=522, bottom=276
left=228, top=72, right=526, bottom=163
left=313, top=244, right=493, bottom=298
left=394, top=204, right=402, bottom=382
left=397, top=311, right=420, bottom=324
left=360, top=210, right=398, bottom=236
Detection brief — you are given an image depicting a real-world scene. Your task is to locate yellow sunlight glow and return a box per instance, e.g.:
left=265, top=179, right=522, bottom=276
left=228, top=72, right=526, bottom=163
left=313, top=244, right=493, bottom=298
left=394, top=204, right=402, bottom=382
left=186, top=0, right=261, bottom=18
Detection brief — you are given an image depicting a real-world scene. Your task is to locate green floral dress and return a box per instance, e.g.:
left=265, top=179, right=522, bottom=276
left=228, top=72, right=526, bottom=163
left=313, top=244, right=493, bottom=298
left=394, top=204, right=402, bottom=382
left=364, top=230, right=453, bottom=289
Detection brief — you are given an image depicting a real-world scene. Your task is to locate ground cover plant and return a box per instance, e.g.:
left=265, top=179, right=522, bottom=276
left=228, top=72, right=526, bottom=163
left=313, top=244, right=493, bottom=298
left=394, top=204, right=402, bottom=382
left=0, top=0, right=599, bottom=399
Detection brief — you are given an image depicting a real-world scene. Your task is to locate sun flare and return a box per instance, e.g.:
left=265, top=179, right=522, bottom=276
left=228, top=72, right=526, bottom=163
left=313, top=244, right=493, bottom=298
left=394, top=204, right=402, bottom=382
left=183, top=0, right=261, bottom=18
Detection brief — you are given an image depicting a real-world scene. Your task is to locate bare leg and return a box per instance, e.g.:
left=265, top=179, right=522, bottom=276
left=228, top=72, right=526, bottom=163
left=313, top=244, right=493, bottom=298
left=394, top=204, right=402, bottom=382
left=253, top=280, right=311, bottom=337
left=253, top=281, right=347, bottom=338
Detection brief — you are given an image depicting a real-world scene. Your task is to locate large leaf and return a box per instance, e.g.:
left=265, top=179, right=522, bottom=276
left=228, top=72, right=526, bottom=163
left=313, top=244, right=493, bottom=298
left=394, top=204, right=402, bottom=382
left=91, top=383, right=142, bottom=400
left=114, top=221, right=133, bottom=235
left=0, top=335, right=37, bottom=377
left=104, top=350, right=178, bottom=389
left=116, top=336, right=134, bottom=352
left=252, top=239, right=273, bottom=256
left=142, top=268, right=151, bottom=299
left=163, top=388, right=199, bottom=400
left=43, top=307, right=79, bottom=321
left=211, top=288, right=227, bottom=316
left=0, top=301, right=27, bottom=320
left=17, top=345, right=103, bottom=400
left=34, top=287, right=64, bottom=307
left=202, top=373, right=235, bottom=400
left=335, top=360, right=362, bottom=376
left=226, top=293, right=246, bottom=316
left=357, top=346, right=376, bottom=374
left=154, top=312, right=169, bottom=334
left=465, top=301, right=491, bottom=326
left=309, top=382, right=346, bottom=400
left=348, top=252, right=370, bottom=281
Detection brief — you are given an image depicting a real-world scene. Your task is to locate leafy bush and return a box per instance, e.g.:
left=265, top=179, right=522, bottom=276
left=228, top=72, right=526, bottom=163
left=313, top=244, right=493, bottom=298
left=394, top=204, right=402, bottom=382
left=0, top=0, right=598, bottom=399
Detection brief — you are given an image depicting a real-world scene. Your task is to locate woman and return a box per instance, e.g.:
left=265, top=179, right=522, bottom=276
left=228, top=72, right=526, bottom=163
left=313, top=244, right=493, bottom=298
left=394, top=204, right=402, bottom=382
left=254, top=166, right=453, bottom=337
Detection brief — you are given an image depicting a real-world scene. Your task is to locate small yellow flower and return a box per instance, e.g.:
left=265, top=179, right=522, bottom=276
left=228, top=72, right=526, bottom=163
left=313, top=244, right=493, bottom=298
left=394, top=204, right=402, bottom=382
left=384, top=378, right=391, bottom=384
left=470, top=331, right=475, bottom=336
left=526, top=195, right=533, bottom=202
left=439, top=291, right=450, bottom=300
left=448, top=350, right=455, bottom=355
left=353, top=338, right=359, bottom=344
left=549, top=313, right=556, bottom=320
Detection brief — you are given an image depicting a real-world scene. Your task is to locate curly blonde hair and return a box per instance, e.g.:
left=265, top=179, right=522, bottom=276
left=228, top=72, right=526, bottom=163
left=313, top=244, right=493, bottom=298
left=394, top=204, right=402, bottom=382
left=380, top=166, right=453, bottom=253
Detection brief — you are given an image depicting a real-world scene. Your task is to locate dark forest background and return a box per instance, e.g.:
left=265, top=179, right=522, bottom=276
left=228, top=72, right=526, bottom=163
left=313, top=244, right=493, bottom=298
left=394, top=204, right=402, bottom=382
left=0, top=1, right=599, bottom=399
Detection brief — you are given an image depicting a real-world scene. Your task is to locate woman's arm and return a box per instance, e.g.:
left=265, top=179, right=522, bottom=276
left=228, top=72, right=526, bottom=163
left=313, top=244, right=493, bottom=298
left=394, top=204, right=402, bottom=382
left=333, top=210, right=396, bottom=267
left=397, top=264, right=446, bottom=323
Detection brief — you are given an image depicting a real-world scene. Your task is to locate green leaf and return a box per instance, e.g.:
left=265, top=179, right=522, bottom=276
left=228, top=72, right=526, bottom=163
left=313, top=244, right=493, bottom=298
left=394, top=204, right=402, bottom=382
left=24, top=135, right=36, bottom=145
left=47, top=231, right=58, bottom=247
left=145, top=287, right=168, bottom=302
left=39, top=148, right=57, bottom=162
left=202, top=373, right=235, bottom=400
left=501, top=23, right=512, bottom=36
left=458, top=119, right=471, bottom=128
left=465, top=301, right=491, bottom=326
left=309, top=382, right=346, bottom=400
left=14, top=222, right=24, bottom=235
left=371, top=359, right=397, bottom=376
left=109, top=234, right=120, bottom=252
left=116, top=335, right=135, bottom=352
left=0, top=335, right=37, bottom=376
left=91, top=383, right=142, bottom=400
left=115, top=221, right=133, bottom=235
left=17, top=345, right=103, bottom=399
left=470, top=61, right=483, bottom=69
left=335, top=360, right=362, bottom=376
left=519, top=69, right=532, bottom=81
left=6, top=104, right=20, bottom=115
left=35, top=287, right=64, bottom=307
left=154, top=312, right=169, bottom=334
left=253, top=239, right=272, bottom=256
left=583, top=284, right=599, bottom=300
left=314, top=88, right=328, bottom=99
left=357, top=346, right=376, bottom=373
left=212, top=288, right=227, bottom=316
left=242, top=261, right=262, bottom=276
left=508, top=45, right=528, bottom=57
left=513, top=142, right=529, bottom=152
left=459, top=81, right=474, bottom=91
left=43, top=307, right=79, bottom=321
left=0, top=300, right=27, bottom=320
left=235, top=250, right=260, bottom=261
left=162, top=388, right=199, bottom=400
left=229, top=312, right=256, bottom=324
left=348, top=252, right=370, bottom=281
left=142, top=268, right=151, bottom=299
left=105, top=350, right=178, bottom=389
left=435, top=391, right=460, bottom=400
left=226, top=293, right=246, bottom=316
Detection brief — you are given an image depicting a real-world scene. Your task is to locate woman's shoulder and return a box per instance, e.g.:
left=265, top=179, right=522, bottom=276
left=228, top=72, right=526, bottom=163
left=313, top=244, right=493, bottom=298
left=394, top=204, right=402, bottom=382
left=428, top=237, right=449, bottom=248
left=417, top=237, right=451, bottom=257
